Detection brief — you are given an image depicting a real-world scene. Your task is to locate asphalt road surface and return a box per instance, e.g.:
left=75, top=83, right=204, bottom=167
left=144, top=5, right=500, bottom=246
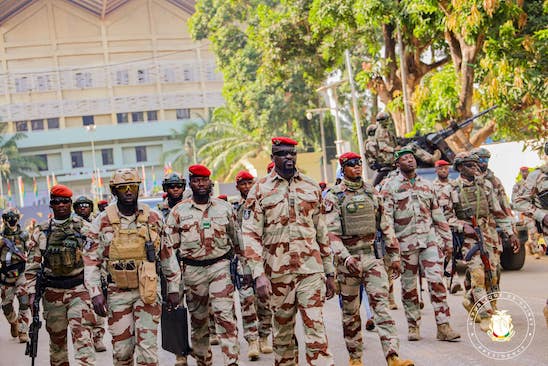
left=1, top=255, right=547, bottom=365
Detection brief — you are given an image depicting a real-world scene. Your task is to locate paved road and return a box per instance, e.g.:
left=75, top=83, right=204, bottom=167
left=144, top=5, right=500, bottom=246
left=1, top=255, right=547, bottom=365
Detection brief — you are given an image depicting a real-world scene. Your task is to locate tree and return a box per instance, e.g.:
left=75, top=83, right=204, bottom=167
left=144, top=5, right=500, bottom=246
left=0, top=123, right=44, bottom=180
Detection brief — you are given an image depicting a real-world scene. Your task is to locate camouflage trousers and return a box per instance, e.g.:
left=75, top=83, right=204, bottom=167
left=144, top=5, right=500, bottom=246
left=463, top=243, right=499, bottom=318
left=383, top=256, right=396, bottom=305
left=337, top=252, right=399, bottom=359
left=107, top=286, right=161, bottom=366
left=183, top=259, right=239, bottom=365
left=239, top=262, right=272, bottom=342
left=400, top=245, right=451, bottom=327
left=270, top=273, right=333, bottom=366
left=42, top=283, right=95, bottom=366
left=93, top=315, right=106, bottom=344
left=1, top=274, right=30, bottom=335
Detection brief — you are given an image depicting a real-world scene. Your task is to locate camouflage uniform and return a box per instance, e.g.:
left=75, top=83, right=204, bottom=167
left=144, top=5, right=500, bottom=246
left=234, top=198, right=272, bottom=344
left=0, top=223, right=30, bottom=341
left=25, top=216, right=95, bottom=366
left=164, top=197, right=240, bottom=365
left=243, top=169, right=335, bottom=366
left=83, top=203, right=180, bottom=366
left=381, top=172, right=453, bottom=333
left=514, top=164, right=548, bottom=240
left=323, top=180, right=401, bottom=361
left=512, top=179, right=542, bottom=256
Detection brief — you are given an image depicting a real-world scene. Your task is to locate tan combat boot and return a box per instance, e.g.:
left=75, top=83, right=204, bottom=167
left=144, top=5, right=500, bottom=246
left=210, top=334, right=220, bottom=345
left=436, top=323, right=461, bottom=341
left=248, top=340, right=260, bottom=361
left=9, top=321, right=18, bottom=338
left=349, top=358, right=362, bottom=366
left=387, top=354, right=415, bottom=366
left=94, top=339, right=107, bottom=352
left=18, top=332, right=29, bottom=343
left=407, top=326, right=420, bottom=341
left=259, top=336, right=273, bottom=354
left=479, top=317, right=491, bottom=332
left=175, top=355, right=188, bottom=366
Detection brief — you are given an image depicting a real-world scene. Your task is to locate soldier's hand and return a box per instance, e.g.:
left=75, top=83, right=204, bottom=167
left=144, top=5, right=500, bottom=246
left=463, top=224, right=477, bottom=239
left=166, top=292, right=179, bottom=311
left=325, top=276, right=336, bottom=300
left=509, top=234, right=520, bottom=254
left=445, top=247, right=453, bottom=260
left=390, top=260, right=401, bottom=279
left=255, top=274, right=272, bottom=299
left=92, top=294, right=108, bottom=317
left=28, top=294, right=35, bottom=315
left=345, top=256, right=361, bottom=276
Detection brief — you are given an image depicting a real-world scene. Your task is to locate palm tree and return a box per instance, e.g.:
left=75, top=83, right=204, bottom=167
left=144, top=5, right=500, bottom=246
left=0, top=122, right=44, bottom=180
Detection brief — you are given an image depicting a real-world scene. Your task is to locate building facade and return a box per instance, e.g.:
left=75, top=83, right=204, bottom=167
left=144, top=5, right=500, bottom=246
left=0, top=0, right=223, bottom=206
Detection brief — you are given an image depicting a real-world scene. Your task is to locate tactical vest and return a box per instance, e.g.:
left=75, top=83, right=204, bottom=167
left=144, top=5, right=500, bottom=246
left=336, top=187, right=377, bottom=237
left=0, top=229, right=28, bottom=284
left=43, top=219, right=85, bottom=277
left=454, top=182, right=489, bottom=220
left=106, top=205, right=159, bottom=290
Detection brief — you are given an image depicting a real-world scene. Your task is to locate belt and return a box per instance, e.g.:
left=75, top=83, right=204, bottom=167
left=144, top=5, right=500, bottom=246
left=44, top=273, right=84, bottom=289
left=182, top=250, right=233, bottom=267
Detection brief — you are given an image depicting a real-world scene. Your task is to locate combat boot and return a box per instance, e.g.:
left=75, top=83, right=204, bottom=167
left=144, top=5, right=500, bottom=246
left=175, top=355, right=187, bottom=366
left=543, top=301, right=548, bottom=328
left=210, top=334, right=220, bottom=345
left=387, top=354, right=414, bottom=366
left=349, top=358, right=362, bottom=366
left=450, top=282, right=462, bottom=294
left=259, top=336, right=273, bottom=354
left=479, top=317, right=491, bottom=332
left=9, top=321, right=18, bottom=338
left=248, top=340, right=260, bottom=361
left=462, top=298, right=479, bottom=322
left=94, top=339, right=107, bottom=352
left=18, top=332, right=29, bottom=343
left=407, top=326, right=420, bottom=341
left=436, top=323, right=461, bottom=341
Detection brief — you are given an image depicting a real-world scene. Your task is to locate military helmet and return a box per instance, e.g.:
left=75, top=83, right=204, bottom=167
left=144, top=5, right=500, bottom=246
left=2, top=207, right=21, bottom=221
left=471, top=147, right=491, bottom=159
left=162, top=172, right=185, bottom=192
left=109, top=168, right=141, bottom=193
left=73, top=195, right=93, bottom=209
left=376, top=111, right=391, bottom=123
left=366, top=124, right=378, bottom=136
left=453, top=152, right=479, bottom=170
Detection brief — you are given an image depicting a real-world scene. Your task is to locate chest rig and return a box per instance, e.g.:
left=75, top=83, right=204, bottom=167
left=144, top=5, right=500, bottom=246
left=454, top=181, right=489, bottom=220
left=42, top=219, right=85, bottom=277
left=0, top=228, right=28, bottom=285
left=334, top=186, right=377, bottom=237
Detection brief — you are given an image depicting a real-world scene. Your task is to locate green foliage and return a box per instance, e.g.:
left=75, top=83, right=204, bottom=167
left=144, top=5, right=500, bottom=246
left=0, top=123, right=44, bottom=180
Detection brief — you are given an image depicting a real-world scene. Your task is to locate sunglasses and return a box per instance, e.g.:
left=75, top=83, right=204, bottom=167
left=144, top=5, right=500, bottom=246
left=344, top=159, right=362, bottom=168
left=272, top=150, right=297, bottom=157
left=478, top=157, right=489, bottom=164
left=51, top=197, right=72, bottom=205
left=167, top=183, right=185, bottom=189
left=462, top=162, right=478, bottom=168
left=115, top=184, right=139, bottom=193
left=75, top=203, right=91, bottom=208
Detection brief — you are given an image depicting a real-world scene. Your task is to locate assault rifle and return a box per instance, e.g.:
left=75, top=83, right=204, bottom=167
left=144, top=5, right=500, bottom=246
left=464, top=216, right=499, bottom=293
left=449, top=231, right=464, bottom=289
left=230, top=256, right=243, bottom=290
left=373, top=229, right=386, bottom=259
left=25, top=268, right=44, bottom=366
left=2, top=237, right=27, bottom=261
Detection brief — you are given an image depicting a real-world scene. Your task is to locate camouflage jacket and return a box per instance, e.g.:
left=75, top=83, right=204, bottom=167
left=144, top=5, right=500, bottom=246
left=511, top=180, right=526, bottom=209
left=380, top=172, right=452, bottom=252
left=323, top=181, right=400, bottom=263
left=373, top=125, right=397, bottom=166
left=242, top=170, right=335, bottom=279
left=514, top=164, right=548, bottom=234
left=433, top=178, right=452, bottom=211
left=164, top=197, right=242, bottom=261
left=485, top=169, right=513, bottom=216
left=83, top=203, right=180, bottom=297
left=0, top=225, right=28, bottom=265
left=233, top=198, right=245, bottom=227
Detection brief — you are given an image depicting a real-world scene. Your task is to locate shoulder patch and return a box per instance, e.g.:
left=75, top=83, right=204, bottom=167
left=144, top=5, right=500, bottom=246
left=243, top=209, right=251, bottom=220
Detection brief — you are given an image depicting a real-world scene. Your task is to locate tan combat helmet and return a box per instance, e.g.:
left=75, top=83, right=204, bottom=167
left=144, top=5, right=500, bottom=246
left=453, top=151, right=479, bottom=171
left=471, top=147, right=491, bottom=159
left=109, top=168, right=142, bottom=194
left=2, top=207, right=21, bottom=220
left=376, top=111, right=391, bottom=125
left=366, top=124, right=378, bottom=137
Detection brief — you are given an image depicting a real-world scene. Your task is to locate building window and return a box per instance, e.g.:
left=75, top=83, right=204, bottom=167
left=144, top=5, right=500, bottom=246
left=183, top=68, right=193, bottom=81
left=163, top=68, right=175, bottom=83
left=15, top=77, right=31, bottom=92
left=36, top=75, right=51, bottom=91
left=101, top=148, right=114, bottom=166
left=82, top=115, right=94, bottom=126
left=147, top=111, right=158, bottom=121
left=36, top=154, right=48, bottom=171
left=75, top=72, right=92, bottom=88
left=135, top=146, right=147, bottom=162
left=137, top=69, right=150, bottom=84
left=31, top=119, right=44, bottom=131
left=15, top=121, right=28, bottom=131
left=47, top=118, right=60, bottom=129
left=176, top=109, right=190, bottom=120
left=132, top=112, right=144, bottom=122
left=71, top=151, right=84, bottom=168
left=116, top=70, right=129, bottom=85
left=116, top=113, right=128, bottom=123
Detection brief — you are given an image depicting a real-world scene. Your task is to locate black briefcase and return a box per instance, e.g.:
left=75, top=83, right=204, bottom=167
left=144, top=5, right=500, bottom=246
left=161, top=303, right=192, bottom=356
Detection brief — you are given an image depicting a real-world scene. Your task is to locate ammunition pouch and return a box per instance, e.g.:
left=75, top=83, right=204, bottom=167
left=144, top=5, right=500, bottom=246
left=44, top=236, right=84, bottom=277
left=0, top=261, right=25, bottom=285
left=138, top=261, right=158, bottom=304
left=44, top=273, right=84, bottom=289
left=108, top=260, right=140, bottom=289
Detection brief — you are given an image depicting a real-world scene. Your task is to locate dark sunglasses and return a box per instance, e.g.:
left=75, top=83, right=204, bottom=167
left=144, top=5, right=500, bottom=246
left=115, top=184, right=139, bottom=193
left=167, top=183, right=185, bottom=189
left=343, top=158, right=362, bottom=168
left=272, top=150, right=297, bottom=157
left=478, top=157, right=489, bottom=164
left=462, top=162, right=477, bottom=168
left=75, top=203, right=92, bottom=208
left=51, top=197, right=72, bottom=205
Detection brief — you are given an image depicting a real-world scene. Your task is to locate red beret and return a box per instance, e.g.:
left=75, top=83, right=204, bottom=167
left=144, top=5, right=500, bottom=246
left=50, top=184, right=72, bottom=198
left=267, top=161, right=275, bottom=173
left=217, top=194, right=228, bottom=201
left=98, top=199, right=108, bottom=205
left=188, top=164, right=211, bottom=177
left=272, top=137, right=298, bottom=146
left=235, top=170, right=254, bottom=183
left=435, top=160, right=450, bottom=167
left=339, top=152, right=361, bottom=165
left=520, top=166, right=529, bottom=171
left=319, top=182, right=327, bottom=189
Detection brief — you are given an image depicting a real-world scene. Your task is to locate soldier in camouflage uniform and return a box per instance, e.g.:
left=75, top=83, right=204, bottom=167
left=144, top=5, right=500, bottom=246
left=234, top=170, right=273, bottom=359
left=73, top=196, right=107, bottom=353
left=243, top=137, right=336, bottom=366
left=324, top=152, right=414, bottom=366
left=164, top=164, right=240, bottom=366
left=158, top=172, right=187, bottom=218
left=83, top=169, right=181, bottom=366
left=381, top=149, right=460, bottom=342
left=514, top=142, right=548, bottom=327
left=0, top=207, right=30, bottom=343
left=25, top=185, right=96, bottom=366
left=440, top=153, right=518, bottom=331
left=97, top=200, right=109, bottom=213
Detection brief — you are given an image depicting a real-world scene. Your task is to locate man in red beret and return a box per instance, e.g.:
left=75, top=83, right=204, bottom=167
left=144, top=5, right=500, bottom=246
left=164, top=164, right=241, bottom=365
left=243, top=137, right=336, bottom=365
left=97, top=199, right=108, bottom=212
left=25, top=184, right=97, bottom=364
left=233, top=170, right=273, bottom=359
left=266, top=161, right=275, bottom=174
